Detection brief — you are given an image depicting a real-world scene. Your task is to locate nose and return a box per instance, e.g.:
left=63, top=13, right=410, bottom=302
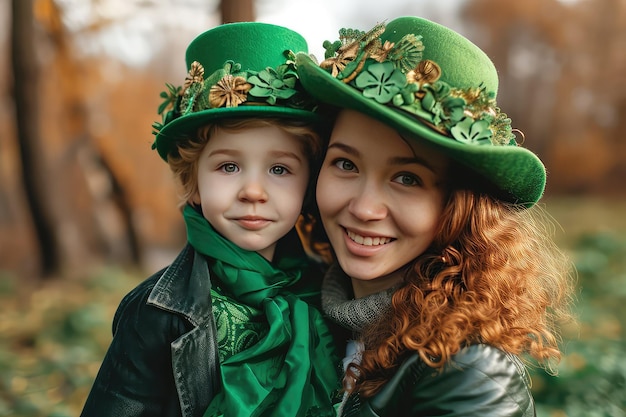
left=347, top=186, right=388, bottom=221
left=238, top=177, right=268, bottom=203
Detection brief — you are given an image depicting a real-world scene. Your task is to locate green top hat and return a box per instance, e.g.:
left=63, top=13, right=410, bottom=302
left=153, top=22, right=320, bottom=161
left=296, top=16, right=546, bottom=207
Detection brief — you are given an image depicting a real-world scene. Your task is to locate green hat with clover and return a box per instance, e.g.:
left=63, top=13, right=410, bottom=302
left=153, top=22, right=321, bottom=161
left=296, top=16, right=546, bottom=207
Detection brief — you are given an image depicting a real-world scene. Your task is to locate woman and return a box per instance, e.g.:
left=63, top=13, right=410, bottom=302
left=296, top=16, right=575, bottom=416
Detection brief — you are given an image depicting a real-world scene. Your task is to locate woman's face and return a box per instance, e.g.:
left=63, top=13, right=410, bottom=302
left=316, top=110, right=449, bottom=298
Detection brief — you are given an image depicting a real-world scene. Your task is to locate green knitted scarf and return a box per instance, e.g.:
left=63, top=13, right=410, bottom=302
left=183, top=205, right=339, bottom=417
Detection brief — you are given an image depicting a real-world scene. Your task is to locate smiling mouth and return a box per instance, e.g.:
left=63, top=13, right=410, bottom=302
left=237, top=216, right=269, bottom=221
left=234, top=217, right=272, bottom=230
left=346, top=229, right=393, bottom=246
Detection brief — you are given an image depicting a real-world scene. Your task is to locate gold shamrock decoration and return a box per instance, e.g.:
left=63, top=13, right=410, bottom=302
left=184, top=61, right=205, bottom=90
left=209, top=74, right=252, bottom=108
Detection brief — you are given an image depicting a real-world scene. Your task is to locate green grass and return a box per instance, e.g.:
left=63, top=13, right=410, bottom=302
left=0, top=196, right=624, bottom=416
left=0, top=267, right=143, bottom=416
left=532, top=197, right=626, bottom=416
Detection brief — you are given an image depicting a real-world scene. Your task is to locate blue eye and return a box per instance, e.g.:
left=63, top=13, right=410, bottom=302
left=392, top=173, right=421, bottom=186
left=270, top=165, right=288, bottom=175
left=334, top=158, right=357, bottom=172
left=220, top=163, right=239, bottom=173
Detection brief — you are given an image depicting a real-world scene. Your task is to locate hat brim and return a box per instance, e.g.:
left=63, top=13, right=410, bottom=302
left=296, top=53, right=546, bottom=207
left=155, top=105, right=323, bottom=161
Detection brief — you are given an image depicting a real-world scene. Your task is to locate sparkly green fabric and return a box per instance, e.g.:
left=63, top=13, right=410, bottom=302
left=182, top=205, right=339, bottom=417
left=210, top=286, right=264, bottom=361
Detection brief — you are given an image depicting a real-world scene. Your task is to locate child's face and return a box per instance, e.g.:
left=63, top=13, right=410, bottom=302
left=316, top=110, right=449, bottom=298
left=192, top=125, right=309, bottom=261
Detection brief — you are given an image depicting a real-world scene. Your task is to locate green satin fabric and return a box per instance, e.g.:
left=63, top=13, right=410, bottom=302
left=183, top=205, right=339, bottom=417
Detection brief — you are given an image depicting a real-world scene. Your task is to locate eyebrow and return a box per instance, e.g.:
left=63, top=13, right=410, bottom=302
left=328, top=142, right=437, bottom=173
left=208, top=149, right=303, bottom=162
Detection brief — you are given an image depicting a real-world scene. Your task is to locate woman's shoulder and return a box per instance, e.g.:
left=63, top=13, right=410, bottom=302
left=362, top=345, right=535, bottom=417
left=450, top=344, right=532, bottom=387
left=414, top=344, right=534, bottom=416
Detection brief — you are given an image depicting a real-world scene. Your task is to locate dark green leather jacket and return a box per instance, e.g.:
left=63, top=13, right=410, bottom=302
left=80, top=245, right=220, bottom=417
left=340, top=344, right=535, bottom=417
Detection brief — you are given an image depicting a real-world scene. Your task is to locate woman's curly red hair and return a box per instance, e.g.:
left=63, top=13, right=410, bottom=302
left=348, top=190, right=576, bottom=397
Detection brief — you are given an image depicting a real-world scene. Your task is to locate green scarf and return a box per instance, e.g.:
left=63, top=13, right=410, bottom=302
left=183, top=205, right=339, bottom=417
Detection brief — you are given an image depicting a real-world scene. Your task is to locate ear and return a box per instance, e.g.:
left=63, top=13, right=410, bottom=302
left=190, top=190, right=201, bottom=206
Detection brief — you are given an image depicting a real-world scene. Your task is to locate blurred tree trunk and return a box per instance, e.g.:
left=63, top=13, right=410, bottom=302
left=10, top=0, right=143, bottom=280
left=39, top=0, right=143, bottom=270
left=220, top=0, right=255, bottom=23
left=11, top=0, right=59, bottom=277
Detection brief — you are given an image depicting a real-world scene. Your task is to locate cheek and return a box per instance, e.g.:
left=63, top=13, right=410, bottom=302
left=297, top=172, right=310, bottom=196
left=396, top=196, right=444, bottom=239
left=275, top=174, right=309, bottom=218
left=289, top=177, right=309, bottom=212
left=196, top=175, right=215, bottom=198
left=197, top=174, right=231, bottom=206
left=315, top=170, right=340, bottom=216
left=287, top=171, right=310, bottom=198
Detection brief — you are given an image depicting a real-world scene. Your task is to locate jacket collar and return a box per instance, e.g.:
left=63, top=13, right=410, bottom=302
left=147, top=244, right=213, bottom=327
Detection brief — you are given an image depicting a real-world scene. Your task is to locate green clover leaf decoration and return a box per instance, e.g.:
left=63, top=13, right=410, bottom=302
left=355, top=61, right=407, bottom=104
left=323, top=40, right=343, bottom=59
left=419, top=89, right=446, bottom=125
left=394, top=83, right=419, bottom=106
left=248, top=65, right=297, bottom=105
left=441, top=96, right=466, bottom=124
left=450, top=117, right=493, bottom=144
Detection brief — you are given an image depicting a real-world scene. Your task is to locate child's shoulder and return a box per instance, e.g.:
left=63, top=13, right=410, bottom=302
left=111, top=266, right=196, bottom=348
left=112, top=268, right=167, bottom=327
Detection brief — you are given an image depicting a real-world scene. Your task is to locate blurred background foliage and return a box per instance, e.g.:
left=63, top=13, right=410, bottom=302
left=531, top=200, right=626, bottom=416
left=1, top=0, right=625, bottom=415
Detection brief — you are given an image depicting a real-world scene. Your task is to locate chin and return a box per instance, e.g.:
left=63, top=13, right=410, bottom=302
left=338, top=262, right=379, bottom=281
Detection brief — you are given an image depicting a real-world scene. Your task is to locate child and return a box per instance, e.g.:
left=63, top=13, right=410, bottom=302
left=80, top=22, right=339, bottom=417
left=296, top=16, right=576, bottom=416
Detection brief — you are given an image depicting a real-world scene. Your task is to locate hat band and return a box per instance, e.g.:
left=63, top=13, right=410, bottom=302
left=152, top=50, right=314, bottom=136
left=320, top=23, right=518, bottom=147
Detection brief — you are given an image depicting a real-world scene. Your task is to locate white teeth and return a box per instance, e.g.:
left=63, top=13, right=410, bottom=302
left=347, top=230, right=391, bottom=246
